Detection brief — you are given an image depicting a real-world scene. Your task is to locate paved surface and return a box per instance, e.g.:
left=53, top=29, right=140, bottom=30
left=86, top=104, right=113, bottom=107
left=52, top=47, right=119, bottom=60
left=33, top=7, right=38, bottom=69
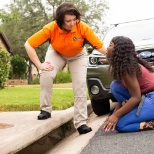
left=47, top=111, right=154, bottom=154
left=81, top=127, right=154, bottom=154
left=0, top=99, right=127, bottom=154
left=46, top=113, right=107, bottom=154
left=0, top=101, right=92, bottom=154
left=46, top=100, right=117, bottom=154
left=2, top=99, right=152, bottom=154
left=0, top=109, right=74, bottom=154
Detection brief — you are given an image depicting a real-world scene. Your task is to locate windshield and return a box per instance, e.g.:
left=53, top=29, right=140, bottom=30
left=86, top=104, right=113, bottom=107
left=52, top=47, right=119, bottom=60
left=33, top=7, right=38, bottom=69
left=103, top=19, right=154, bottom=46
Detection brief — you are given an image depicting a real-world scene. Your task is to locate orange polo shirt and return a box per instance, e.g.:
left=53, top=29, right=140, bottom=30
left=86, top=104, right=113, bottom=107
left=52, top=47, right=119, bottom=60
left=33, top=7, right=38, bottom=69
left=27, top=21, right=104, bottom=57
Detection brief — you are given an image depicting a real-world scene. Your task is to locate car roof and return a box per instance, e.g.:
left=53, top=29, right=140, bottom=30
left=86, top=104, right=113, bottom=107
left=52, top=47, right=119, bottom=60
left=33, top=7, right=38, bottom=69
left=111, top=18, right=154, bottom=27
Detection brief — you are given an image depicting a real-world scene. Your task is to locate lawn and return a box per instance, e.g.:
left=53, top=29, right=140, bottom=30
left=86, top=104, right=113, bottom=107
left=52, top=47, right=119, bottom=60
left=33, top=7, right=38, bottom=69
left=0, top=83, right=75, bottom=111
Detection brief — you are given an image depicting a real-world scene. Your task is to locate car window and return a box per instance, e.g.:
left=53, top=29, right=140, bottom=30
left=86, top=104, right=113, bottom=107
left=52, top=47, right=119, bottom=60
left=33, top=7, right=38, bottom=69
left=103, top=19, right=154, bottom=46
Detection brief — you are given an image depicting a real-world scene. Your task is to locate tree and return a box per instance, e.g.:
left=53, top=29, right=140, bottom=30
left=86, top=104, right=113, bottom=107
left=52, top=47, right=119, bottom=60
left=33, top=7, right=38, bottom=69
left=0, top=0, right=109, bottom=83
left=0, top=0, right=51, bottom=83
left=11, top=55, right=27, bottom=79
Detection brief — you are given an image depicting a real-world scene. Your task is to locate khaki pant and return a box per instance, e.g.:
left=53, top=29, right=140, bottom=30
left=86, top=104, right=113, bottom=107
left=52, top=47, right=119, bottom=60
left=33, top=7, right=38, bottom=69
left=40, top=45, right=88, bottom=128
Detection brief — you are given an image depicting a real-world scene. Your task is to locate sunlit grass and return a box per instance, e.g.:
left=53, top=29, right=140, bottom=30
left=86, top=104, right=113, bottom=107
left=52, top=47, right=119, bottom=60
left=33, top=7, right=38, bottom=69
left=0, top=83, right=75, bottom=111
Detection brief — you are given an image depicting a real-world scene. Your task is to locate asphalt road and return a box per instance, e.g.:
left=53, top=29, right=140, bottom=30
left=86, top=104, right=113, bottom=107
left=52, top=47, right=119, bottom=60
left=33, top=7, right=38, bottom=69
left=81, top=124, right=154, bottom=154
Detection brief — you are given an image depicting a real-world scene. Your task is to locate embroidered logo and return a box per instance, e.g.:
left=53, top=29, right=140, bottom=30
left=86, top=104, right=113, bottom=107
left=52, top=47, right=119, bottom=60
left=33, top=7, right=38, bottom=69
left=73, top=37, right=82, bottom=41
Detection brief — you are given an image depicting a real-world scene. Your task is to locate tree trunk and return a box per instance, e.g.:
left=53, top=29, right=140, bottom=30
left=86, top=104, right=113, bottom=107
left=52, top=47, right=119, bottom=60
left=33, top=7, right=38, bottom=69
left=28, top=60, right=33, bottom=84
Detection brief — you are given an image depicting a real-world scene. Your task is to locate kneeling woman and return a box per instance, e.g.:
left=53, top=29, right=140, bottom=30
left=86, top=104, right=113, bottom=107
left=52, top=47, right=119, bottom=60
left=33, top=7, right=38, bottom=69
left=103, top=36, right=154, bottom=133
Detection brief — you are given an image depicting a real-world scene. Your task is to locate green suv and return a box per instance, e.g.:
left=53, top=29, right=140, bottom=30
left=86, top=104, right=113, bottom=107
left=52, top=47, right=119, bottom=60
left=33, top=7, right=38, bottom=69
left=87, top=18, right=154, bottom=116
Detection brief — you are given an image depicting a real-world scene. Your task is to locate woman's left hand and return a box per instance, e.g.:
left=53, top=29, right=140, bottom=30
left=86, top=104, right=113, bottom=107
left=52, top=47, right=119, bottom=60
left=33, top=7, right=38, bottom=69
left=102, top=114, right=118, bottom=132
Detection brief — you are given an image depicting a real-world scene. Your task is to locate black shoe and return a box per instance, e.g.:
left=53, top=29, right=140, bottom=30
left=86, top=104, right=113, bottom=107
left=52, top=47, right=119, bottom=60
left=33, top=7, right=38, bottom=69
left=77, top=124, right=92, bottom=134
left=38, top=110, right=51, bottom=120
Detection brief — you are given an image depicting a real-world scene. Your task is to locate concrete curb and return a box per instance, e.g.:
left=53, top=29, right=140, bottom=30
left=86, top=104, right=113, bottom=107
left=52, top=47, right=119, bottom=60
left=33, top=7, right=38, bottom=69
left=0, top=101, right=92, bottom=154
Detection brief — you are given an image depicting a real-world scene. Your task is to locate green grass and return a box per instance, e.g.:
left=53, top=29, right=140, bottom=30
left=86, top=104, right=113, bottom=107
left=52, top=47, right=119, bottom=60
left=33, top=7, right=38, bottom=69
left=0, top=83, right=74, bottom=111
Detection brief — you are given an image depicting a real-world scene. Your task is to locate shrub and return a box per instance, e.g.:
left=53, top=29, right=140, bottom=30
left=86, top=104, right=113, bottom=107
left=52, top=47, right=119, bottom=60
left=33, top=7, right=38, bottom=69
left=54, top=71, right=72, bottom=83
left=29, top=71, right=72, bottom=84
left=0, top=49, right=11, bottom=89
left=30, top=77, right=40, bottom=84
left=11, top=55, right=27, bottom=79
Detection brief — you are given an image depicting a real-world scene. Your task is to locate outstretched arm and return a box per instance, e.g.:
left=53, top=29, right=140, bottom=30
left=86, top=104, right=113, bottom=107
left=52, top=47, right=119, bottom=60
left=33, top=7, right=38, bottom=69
left=97, top=45, right=107, bottom=56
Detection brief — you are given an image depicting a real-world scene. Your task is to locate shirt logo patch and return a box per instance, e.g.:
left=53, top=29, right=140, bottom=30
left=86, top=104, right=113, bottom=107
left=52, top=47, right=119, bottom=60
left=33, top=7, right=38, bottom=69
left=73, top=37, right=82, bottom=41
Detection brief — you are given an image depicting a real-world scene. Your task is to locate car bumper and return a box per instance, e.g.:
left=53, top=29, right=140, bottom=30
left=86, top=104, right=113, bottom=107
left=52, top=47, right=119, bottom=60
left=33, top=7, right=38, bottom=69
left=87, top=77, right=114, bottom=100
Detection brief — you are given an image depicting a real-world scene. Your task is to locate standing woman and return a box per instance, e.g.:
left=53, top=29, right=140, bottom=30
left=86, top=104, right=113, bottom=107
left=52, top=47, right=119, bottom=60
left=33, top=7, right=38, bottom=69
left=24, top=2, right=106, bottom=135
left=103, top=36, right=154, bottom=133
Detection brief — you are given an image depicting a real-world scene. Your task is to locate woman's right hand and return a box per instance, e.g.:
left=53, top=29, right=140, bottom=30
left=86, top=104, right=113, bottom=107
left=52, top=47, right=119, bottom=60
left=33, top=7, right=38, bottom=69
left=39, top=62, right=54, bottom=71
left=102, top=114, right=118, bottom=132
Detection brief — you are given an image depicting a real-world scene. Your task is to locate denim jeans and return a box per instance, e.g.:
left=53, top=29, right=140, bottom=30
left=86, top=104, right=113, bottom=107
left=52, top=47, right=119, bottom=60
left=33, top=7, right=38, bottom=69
left=110, top=80, right=154, bottom=132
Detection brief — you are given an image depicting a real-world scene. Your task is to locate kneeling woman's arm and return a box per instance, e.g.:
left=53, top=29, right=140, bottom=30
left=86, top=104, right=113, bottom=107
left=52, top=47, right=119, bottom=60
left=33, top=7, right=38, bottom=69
left=114, top=74, right=141, bottom=118
left=103, top=73, right=141, bottom=132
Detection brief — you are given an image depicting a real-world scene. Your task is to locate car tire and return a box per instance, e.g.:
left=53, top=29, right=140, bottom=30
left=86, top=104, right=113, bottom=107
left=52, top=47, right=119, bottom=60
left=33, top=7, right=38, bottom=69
left=91, top=98, right=110, bottom=116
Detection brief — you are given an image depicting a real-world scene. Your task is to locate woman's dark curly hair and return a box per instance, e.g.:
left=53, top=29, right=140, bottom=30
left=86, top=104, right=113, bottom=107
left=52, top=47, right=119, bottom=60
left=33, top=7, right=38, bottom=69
left=54, top=3, right=82, bottom=29
left=109, top=36, right=154, bottom=80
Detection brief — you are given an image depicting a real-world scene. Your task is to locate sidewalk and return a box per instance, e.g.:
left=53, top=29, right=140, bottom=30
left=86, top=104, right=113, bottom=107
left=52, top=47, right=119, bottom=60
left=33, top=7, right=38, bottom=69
left=0, top=101, right=92, bottom=154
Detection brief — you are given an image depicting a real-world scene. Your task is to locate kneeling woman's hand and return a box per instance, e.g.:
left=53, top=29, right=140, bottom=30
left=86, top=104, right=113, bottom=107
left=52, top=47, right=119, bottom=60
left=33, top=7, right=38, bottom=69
left=102, top=114, right=118, bottom=132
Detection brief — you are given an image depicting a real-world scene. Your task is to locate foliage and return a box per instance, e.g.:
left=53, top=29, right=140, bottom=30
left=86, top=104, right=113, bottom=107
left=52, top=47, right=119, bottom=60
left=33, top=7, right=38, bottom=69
left=10, top=55, right=27, bottom=79
left=29, top=71, right=72, bottom=84
left=0, top=11, right=18, bottom=23
left=29, top=76, right=40, bottom=84
left=0, top=49, right=11, bottom=89
left=54, top=71, right=72, bottom=83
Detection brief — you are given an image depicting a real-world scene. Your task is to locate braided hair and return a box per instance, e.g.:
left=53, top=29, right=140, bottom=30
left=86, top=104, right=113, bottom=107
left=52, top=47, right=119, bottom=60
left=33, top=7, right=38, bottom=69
left=109, top=36, right=154, bottom=80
